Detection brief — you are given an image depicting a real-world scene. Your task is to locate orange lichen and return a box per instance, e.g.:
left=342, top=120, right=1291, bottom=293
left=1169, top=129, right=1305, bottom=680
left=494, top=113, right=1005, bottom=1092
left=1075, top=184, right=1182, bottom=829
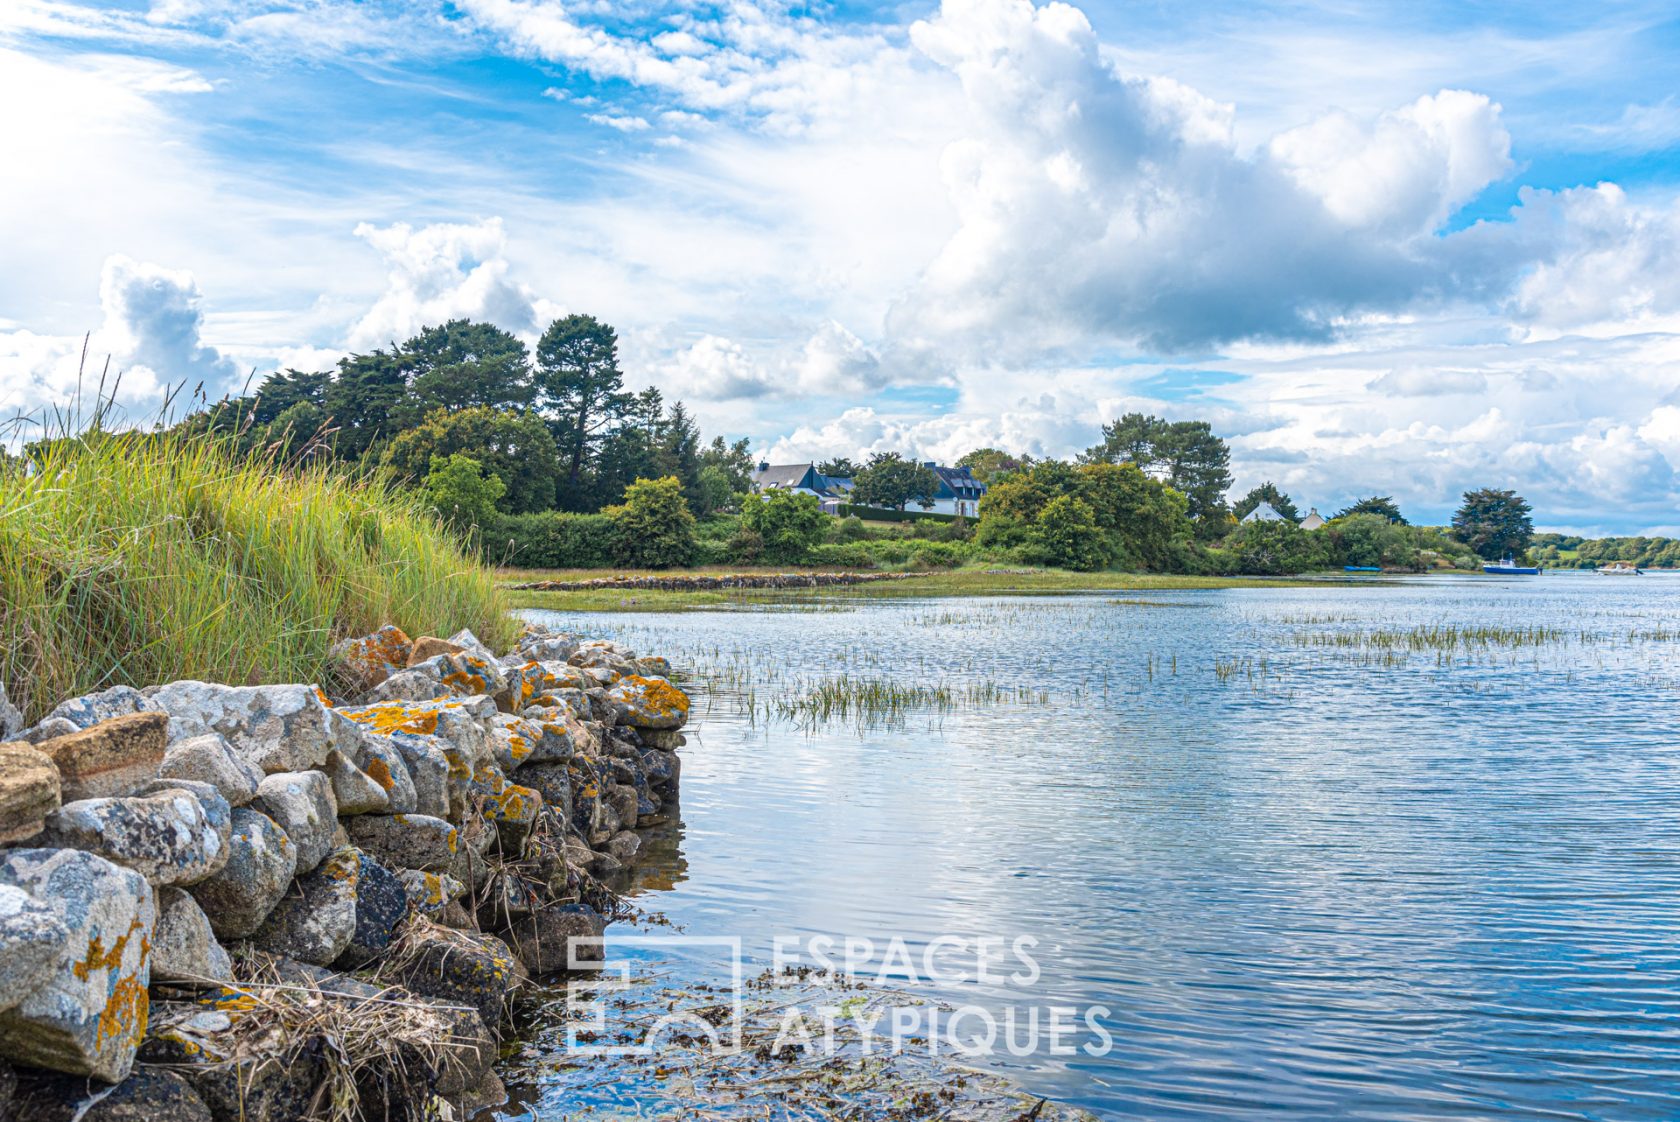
left=340, top=702, right=450, bottom=736
left=97, top=971, right=149, bottom=1048
left=364, top=755, right=394, bottom=791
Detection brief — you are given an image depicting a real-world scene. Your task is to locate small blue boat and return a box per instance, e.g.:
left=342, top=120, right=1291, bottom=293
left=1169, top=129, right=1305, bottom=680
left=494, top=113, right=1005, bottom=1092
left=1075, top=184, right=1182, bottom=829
left=1483, top=555, right=1540, bottom=576
left=1343, top=565, right=1381, bottom=572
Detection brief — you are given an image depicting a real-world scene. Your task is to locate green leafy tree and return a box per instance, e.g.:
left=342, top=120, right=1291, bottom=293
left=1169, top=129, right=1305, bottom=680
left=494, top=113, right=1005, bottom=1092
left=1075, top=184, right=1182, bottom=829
left=1075, top=461, right=1191, bottom=570
left=605, top=476, right=697, bottom=569
left=700, top=436, right=756, bottom=494
left=817, top=457, right=859, bottom=478
left=1035, top=495, right=1110, bottom=571
left=738, top=489, right=829, bottom=563
left=850, top=453, right=940, bottom=511
left=1083, top=414, right=1231, bottom=535
left=1224, top=519, right=1328, bottom=575
left=1334, top=495, right=1407, bottom=524
left=536, top=314, right=629, bottom=507
left=1232, top=482, right=1300, bottom=523
left=423, top=453, right=505, bottom=534
left=382, top=406, right=560, bottom=514
left=696, top=465, right=735, bottom=517
left=324, top=348, right=412, bottom=460
left=1452, top=488, right=1534, bottom=560
left=956, top=447, right=1031, bottom=483
left=405, top=320, right=534, bottom=416
left=1328, top=513, right=1416, bottom=569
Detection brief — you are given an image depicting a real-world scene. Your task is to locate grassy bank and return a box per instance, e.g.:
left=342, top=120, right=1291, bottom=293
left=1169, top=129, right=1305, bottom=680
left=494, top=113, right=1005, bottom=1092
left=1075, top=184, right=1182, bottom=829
left=501, top=564, right=1341, bottom=612
left=0, top=428, right=516, bottom=722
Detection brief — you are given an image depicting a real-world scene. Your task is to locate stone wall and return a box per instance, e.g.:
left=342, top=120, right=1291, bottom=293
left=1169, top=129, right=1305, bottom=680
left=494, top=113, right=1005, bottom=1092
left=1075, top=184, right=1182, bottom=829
left=0, top=621, right=688, bottom=1120
left=512, top=571, right=923, bottom=592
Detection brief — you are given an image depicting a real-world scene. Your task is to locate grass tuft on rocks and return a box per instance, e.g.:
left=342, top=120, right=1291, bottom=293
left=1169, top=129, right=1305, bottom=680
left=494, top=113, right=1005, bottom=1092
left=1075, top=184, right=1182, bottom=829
left=0, top=422, right=517, bottom=722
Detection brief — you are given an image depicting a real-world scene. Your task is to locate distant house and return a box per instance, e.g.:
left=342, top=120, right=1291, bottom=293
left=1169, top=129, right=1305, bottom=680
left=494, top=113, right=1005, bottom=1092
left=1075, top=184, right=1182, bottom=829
left=1241, top=501, right=1287, bottom=524
left=749, top=460, right=986, bottom=517
left=926, top=463, right=986, bottom=518
left=1300, top=507, right=1326, bottom=531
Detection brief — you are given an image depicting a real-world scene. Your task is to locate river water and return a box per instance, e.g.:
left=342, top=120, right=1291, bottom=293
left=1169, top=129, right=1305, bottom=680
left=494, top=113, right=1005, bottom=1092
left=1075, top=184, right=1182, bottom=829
left=516, top=573, right=1680, bottom=1121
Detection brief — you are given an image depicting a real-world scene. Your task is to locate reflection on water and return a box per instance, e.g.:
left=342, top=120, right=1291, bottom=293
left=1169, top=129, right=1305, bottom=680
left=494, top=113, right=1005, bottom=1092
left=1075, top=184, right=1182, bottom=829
left=515, top=574, right=1680, bottom=1120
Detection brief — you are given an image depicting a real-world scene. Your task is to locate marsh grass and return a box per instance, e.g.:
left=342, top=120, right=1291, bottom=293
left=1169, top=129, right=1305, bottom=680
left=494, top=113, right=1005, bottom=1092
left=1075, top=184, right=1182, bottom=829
left=0, top=410, right=515, bottom=721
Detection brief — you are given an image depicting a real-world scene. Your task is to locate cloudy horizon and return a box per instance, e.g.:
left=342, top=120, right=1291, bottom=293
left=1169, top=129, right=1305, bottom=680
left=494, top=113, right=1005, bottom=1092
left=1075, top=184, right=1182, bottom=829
left=4, top=0, right=1679, bottom=534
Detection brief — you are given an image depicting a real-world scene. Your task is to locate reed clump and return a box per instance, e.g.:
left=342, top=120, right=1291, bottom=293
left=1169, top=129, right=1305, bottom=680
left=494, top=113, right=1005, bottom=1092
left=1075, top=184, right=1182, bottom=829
left=0, top=423, right=516, bottom=721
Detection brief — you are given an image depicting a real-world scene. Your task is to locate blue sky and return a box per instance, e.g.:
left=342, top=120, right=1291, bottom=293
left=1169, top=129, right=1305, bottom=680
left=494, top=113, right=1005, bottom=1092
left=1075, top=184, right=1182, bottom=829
left=4, top=0, right=1680, bottom=532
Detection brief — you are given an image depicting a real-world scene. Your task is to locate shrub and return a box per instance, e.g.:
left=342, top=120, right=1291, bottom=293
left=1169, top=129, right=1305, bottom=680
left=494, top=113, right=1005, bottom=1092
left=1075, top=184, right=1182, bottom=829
left=0, top=428, right=515, bottom=722
left=805, top=542, right=877, bottom=569
left=1035, top=495, right=1110, bottom=571
left=727, top=526, right=764, bottom=564
left=739, top=490, right=829, bottom=563
left=605, top=476, right=698, bottom=569
left=832, top=515, right=867, bottom=542
left=423, top=453, right=505, bottom=534
left=1221, top=519, right=1329, bottom=574
left=492, top=510, right=615, bottom=568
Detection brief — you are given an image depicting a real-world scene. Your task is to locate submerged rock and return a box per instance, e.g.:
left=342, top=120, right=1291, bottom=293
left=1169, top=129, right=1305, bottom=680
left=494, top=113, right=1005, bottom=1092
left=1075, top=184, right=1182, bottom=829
left=150, top=887, right=233, bottom=985
left=0, top=741, right=60, bottom=844
left=145, top=681, right=338, bottom=774
left=0, top=848, right=155, bottom=1082
left=500, top=902, right=607, bottom=975
left=32, top=712, right=167, bottom=801
left=187, top=806, right=296, bottom=939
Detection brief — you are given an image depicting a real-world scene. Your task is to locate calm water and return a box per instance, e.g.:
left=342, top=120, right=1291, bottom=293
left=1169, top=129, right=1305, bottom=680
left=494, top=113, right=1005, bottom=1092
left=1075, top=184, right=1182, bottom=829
left=517, top=573, right=1680, bottom=1121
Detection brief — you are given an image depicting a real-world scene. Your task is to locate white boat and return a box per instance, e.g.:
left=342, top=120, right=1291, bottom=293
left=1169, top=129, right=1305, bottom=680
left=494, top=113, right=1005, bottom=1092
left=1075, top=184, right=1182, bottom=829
left=1595, top=561, right=1643, bottom=575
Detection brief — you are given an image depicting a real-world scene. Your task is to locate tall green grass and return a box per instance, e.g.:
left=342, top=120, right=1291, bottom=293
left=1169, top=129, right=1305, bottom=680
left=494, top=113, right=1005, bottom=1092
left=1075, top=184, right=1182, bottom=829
left=0, top=424, right=517, bottom=722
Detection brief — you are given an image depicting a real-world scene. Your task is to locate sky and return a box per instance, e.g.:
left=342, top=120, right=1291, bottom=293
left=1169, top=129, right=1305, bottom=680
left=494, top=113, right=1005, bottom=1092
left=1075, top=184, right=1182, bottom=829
left=3, top=0, right=1679, bottom=533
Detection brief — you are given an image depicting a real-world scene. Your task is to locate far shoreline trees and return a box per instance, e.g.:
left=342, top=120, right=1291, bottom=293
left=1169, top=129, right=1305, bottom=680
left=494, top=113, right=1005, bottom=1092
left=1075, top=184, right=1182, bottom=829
left=1453, top=488, right=1534, bottom=560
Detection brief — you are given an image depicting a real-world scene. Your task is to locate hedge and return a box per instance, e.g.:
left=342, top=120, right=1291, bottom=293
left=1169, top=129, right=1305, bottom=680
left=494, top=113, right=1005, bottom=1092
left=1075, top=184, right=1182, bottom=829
left=490, top=511, right=616, bottom=569
left=836, top=503, right=958, bottom=524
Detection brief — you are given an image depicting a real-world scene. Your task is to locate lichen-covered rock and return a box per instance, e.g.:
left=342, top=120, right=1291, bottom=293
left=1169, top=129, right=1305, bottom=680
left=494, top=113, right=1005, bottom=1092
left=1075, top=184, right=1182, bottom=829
left=445, top=627, right=499, bottom=667
left=633, top=655, right=673, bottom=678
left=37, top=784, right=231, bottom=887
left=250, top=845, right=359, bottom=966
left=322, top=749, right=388, bottom=815
left=0, top=883, right=69, bottom=1014
left=604, top=829, right=642, bottom=862
left=489, top=713, right=544, bottom=770
left=253, top=770, right=336, bottom=874
left=605, top=675, right=690, bottom=730
left=156, top=732, right=262, bottom=807
left=141, top=998, right=327, bottom=1122
left=345, top=813, right=459, bottom=872
left=397, top=869, right=465, bottom=917
left=144, top=681, right=337, bottom=774
left=605, top=783, right=639, bottom=830
left=187, top=806, right=296, bottom=939
left=513, top=630, right=580, bottom=664
left=500, top=902, right=606, bottom=975
left=363, top=651, right=507, bottom=705
left=387, top=731, right=450, bottom=818
left=334, top=851, right=409, bottom=969
left=328, top=624, right=413, bottom=693
left=11, top=1067, right=211, bottom=1122
left=15, top=716, right=78, bottom=745
left=150, top=887, right=232, bottom=985
left=43, top=686, right=162, bottom=731
left=336, top=696, right=495, bottom=759
left=0, top=741, right=60, bottom=843
left=0, top=849, right=154, bottom=1082
left=386, top=925, right=520, bottom=1031
left=337, top=725, right=418, bottom=815
left=639, top=728, right=687, bottom=751
left=512, top=762, right=573, bottom=827
left=33, top=712, right=167, bottom=801
left=0, top=682, right=22, bottom=741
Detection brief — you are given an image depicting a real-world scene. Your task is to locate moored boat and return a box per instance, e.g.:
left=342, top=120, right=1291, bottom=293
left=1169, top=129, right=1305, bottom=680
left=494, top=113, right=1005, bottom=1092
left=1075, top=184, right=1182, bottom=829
left=1595, top=561, right=1643, bottom=575
left=1483, top=555, right=1541, bottom=575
